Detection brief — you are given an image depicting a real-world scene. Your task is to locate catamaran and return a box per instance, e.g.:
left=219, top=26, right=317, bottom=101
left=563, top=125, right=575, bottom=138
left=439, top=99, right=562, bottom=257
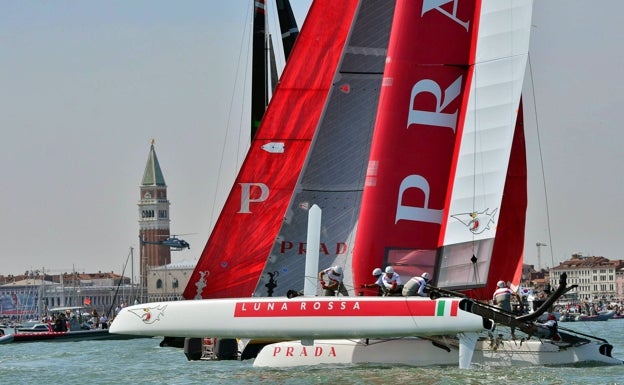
left=111, top=0, right=623, bottom=368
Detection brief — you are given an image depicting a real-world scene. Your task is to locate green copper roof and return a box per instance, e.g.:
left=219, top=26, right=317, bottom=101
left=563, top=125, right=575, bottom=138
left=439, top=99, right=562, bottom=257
left=141, top=139, right=166, bottom=186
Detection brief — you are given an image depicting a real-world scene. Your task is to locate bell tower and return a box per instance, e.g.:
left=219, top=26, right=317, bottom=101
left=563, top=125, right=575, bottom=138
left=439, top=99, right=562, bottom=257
left=138, top=139, right=171, bottom=296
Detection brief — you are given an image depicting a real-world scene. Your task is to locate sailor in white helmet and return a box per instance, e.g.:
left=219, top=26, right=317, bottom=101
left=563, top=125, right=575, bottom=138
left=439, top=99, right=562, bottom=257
left=360, top=267, right=384, bottom=296
left=318, top=266, right=348, bottom=296
left=492, top=280, right=514, bottom=312
left=381, top=266, right=403, bottom=296
left=402, top=272, right=431, bottom=297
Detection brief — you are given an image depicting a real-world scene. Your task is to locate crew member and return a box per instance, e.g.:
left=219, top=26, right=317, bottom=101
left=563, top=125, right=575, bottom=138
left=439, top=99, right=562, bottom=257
left=402, top=272, right=431, bottom=297
left=318, top=266, right=348, bottom=296
left=493, top=280, right=514, bottom=312
left=536, top=313, right=560, bottom=341
left=360, top=267, right=383, bottom=296
left=381, top=266, right=402, bottom=296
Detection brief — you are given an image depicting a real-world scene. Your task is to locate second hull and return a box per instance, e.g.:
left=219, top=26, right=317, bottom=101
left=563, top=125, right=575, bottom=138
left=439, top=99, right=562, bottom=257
left=253, top=336, right=623, bottom=368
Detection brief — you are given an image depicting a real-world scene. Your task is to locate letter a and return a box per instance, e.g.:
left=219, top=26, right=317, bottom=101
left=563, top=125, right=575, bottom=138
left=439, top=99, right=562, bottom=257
left=421, top=0, right=470, bottom=31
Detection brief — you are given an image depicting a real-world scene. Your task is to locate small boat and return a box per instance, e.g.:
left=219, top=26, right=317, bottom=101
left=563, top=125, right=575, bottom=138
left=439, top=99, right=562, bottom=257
left=0, top=334, right=14, bottom=344
left=6, top=310, right=152, bottom=344
left=0, top=329, right=14, bottom=344
left=10, top=328, right=150, bottom=343
left=559, top=313, right=578, bottom=322
left=612, top=313, right=624, bottom=320
left=14, top=320, right=52, bottom=333
left=575, top=310, right=616, bottom=322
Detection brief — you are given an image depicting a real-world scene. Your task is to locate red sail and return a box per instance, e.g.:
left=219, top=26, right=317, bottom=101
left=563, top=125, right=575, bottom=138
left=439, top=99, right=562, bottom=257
left=353, top=1, right=480, bottom=289
left=183, top=0, right=359, bottom=300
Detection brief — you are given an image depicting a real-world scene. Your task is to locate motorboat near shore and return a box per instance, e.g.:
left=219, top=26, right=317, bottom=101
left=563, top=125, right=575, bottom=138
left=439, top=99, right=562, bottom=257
left=7, top=328, right=151, bottom=343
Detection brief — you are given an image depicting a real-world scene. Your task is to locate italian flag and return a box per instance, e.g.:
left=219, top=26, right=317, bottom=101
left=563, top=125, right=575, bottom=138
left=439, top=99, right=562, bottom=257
left=436, top=300, right=459, bottom=317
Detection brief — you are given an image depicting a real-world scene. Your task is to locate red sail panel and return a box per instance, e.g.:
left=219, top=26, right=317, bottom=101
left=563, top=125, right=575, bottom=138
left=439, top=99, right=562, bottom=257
left=352, top=0, right=481, bottom=288
left=463, top=102, right=527, bottom=300
left=183, top=0, right=359, bottom=300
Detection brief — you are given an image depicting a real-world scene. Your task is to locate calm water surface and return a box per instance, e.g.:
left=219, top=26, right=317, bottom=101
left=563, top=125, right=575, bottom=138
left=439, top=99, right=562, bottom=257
left=1, top=321, right=623, bottom=384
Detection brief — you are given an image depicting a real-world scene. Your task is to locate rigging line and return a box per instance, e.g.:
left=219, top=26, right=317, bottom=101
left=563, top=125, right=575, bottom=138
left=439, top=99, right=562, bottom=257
left=106, top=248, right=132, bottom=317
left=208, top=0, right=254, bottom=230
left=527, top=53, right=554, bottom=267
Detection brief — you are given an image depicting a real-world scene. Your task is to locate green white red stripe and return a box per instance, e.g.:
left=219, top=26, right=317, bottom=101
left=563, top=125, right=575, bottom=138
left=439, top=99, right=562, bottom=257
left=436, top=299, right=459, bottom=317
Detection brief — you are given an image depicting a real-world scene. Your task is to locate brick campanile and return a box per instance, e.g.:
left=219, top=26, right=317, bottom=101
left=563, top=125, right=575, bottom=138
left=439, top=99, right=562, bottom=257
left=138, top=139, right=171, bottom=296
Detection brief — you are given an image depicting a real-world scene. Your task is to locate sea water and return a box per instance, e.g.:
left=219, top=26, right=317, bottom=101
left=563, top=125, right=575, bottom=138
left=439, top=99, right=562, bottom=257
left=1, top=321, right=622, bottom=385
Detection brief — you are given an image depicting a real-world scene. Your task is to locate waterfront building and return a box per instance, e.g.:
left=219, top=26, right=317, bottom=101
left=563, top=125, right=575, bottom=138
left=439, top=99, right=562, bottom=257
left=146, top=261, right=195, bottom=302
left=0, top=272, right=133, bottom=319
left=549, top=253, right=624, bottom=302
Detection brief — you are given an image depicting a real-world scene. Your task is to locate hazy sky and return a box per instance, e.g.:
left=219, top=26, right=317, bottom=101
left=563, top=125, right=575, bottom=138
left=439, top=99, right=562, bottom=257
left=1, top=1, right=622, bottom=277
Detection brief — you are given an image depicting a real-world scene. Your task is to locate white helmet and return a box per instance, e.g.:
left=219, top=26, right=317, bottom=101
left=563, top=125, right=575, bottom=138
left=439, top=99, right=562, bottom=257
left=421, top=272, right=430, bottom=281
left=333, top=266, right=343, bottom=275
left=372, top=268, right=382, bottom=276
left=497, top=280, right=506, bottom=288
left=385, top=266, right=394, bottom=274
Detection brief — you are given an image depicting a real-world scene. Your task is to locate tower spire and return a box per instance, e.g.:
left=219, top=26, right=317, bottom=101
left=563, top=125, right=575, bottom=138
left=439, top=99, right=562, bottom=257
left=141, top=139, right=166, bottom=186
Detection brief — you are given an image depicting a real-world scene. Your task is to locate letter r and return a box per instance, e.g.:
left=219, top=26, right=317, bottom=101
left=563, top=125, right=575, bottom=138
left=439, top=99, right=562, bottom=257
left=407, top=76, right=462, bottom=132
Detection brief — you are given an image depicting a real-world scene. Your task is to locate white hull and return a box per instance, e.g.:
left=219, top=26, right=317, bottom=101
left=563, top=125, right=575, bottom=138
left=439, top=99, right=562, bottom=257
left=109, top=297, right=485, bottom=339
left=253, top=335, right=624, bottom=368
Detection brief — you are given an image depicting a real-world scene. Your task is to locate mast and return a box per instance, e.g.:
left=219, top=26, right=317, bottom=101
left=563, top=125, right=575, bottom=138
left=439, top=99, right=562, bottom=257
left=251, top=0, right=299, bottom=140
left=130, top=246, right=135, bottom=305
left=274, top=0, right=299, bottom=58
left=251, top=0, right=269, bottom=140
left=40, top=268, right=46, bottom=318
